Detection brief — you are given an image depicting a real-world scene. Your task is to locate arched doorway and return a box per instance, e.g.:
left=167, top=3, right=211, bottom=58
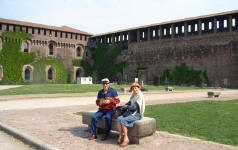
left=24, top=67, right=31, bottom=80
left=48, top=68, right=53, bottom=80
left=76, top=68, right=81, bottom=78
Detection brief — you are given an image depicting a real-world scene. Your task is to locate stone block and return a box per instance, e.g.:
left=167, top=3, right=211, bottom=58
left=208, top=91, right=221, bottom=98
left=82, top=111, right=156, bottom=144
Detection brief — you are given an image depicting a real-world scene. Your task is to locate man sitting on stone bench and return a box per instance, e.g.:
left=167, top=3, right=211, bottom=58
left=89, top=78, right=120, bottom=141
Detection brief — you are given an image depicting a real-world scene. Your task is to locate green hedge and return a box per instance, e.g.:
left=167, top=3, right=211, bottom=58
left=159, top=63, right=208, bottom=87
left=32, top=57, right=73, bottom=84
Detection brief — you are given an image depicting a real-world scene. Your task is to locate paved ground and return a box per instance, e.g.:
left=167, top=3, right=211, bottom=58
left=0, top=89, right=238, bottom=150
left=0, top=130, right=35, bottom=150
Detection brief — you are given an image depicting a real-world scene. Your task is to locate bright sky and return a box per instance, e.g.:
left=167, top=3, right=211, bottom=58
left=0, top=0, right=238, bottom=34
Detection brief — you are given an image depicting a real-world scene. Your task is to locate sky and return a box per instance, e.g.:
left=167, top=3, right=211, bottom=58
left=0, top=0, right=238, bottom=35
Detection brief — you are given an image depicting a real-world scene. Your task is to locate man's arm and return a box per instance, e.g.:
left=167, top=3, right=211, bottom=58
left=109, top=90, right=120, bottom=104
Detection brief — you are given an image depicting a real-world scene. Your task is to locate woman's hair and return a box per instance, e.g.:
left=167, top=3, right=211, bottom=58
left=130, top=82, right=141, bottom=92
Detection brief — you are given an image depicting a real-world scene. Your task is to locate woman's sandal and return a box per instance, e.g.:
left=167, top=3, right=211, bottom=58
left=117, top=136, right=124, bottom=144
left=120, top=139, right=129, bottom=147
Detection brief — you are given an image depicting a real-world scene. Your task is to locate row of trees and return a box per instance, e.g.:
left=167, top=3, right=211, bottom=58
left=154, top=63, right=209, bottom=87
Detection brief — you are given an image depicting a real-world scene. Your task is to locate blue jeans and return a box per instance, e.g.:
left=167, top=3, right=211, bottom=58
left=90, top=108, right=114, bottom=135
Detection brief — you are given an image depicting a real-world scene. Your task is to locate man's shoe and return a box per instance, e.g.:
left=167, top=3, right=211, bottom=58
left=101, top=134, right=108, bottom=141
left=89, top=135, right=97, bottom=140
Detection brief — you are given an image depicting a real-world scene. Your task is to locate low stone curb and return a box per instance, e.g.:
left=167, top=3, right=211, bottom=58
left=0, top=121, right=60, bottom=150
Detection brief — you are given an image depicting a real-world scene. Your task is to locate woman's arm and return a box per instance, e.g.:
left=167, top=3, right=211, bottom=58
left=127, top=102, right=139, bottom=111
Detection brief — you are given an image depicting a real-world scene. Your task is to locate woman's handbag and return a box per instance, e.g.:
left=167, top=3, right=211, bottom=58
left=113, top=106, right=127, bottom=118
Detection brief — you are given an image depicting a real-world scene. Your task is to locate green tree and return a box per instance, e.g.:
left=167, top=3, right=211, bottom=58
left=75, top=41, right=127, bottom=82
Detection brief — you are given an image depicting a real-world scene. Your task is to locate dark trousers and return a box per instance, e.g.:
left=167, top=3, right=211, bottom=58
left=90, top=108, right=114, bottom=135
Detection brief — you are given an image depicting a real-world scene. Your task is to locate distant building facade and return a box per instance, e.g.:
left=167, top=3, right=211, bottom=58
left=1, top=10, right=238, bottom=87
left=0, top=18, right=92, bottom=82
left=89, top=10, right=238, bottom=87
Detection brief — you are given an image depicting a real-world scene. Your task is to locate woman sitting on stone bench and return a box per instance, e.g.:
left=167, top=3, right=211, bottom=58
left=116, top=82, right=145, bottom=147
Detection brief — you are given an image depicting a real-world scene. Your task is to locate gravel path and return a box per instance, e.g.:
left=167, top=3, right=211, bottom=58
left=0, top=89, right=238, bottom=150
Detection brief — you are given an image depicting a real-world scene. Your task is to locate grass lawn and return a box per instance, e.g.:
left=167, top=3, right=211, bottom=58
left=145, top=100, right=238, bottom=146
left=0, top=84, right=204, bottom=96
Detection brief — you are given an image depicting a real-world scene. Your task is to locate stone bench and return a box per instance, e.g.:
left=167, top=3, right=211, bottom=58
left=207, top=92, right=221, bottom=98
left=82, top=111, right=156, bottom=144
left=165, top=86, right=174, bottom=91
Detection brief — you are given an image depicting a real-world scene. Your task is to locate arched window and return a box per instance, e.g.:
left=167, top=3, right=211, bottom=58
left=77, top=47, right=81, bottom=57
left=49, top=43, right=54, bottom=55
left=21, top=40, right=31, bottom=53
left=48, top=68, right=53, bottom=80
left=22, top=65, right=33, bottom=81
left=23, top=42, right=29, bottom=52
left=25, top=68, right=31, bottom=80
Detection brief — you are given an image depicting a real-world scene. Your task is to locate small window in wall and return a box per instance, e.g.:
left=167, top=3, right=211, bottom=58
left=163, top=28, right=167, bottom=36
left=44, top=29, right=46, bottom=35
left=142, top=32, right=145, bottom=38
left=209, top=22, right=212, bottom=30
left=38, top=28, right=41, bottom=35
left=49, top=30, right=52, bottom=36
left=55, top=31, right=57, bottom=37
left=188, top=25, right=191, bottom=32
left=75, top=34, right=78, bottom=40
left=60, top=32, right=62, bottom=38
left=169, top=27, right=172, bottom=35
left=7, top=24, right=9, bottom=31
left=76, top=47, right=82, bottom=57
left=195, top=24, right=198, bottom=32
left=152, top=30, right=155, bottom=37
left=26, top=27, right=28, bottom=33
left=71, top=33, right=73, bottom=39
left=202, top=23, right=205, bottom=31
left=232, top=18, right=236, bottom=27
left=175, top=27, right=178, bottom=34
left=23, top=42, right=29, bottom=52
left=224, top=20, right=228, bottom=28
left=32, top=27, right=35, bottom=34
left=49, top=43, right=54, bottom=55
left=0, top=23, right=2, bottom=30
left=65, top=33, right=68, bottom=38
left=182, top=26, right=184, bottom=33
left=217, top=21, right=220, bottom=29
left=80, top=35, right=82, bottom=40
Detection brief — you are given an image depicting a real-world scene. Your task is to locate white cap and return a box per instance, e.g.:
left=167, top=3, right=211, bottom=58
left=101, top=78, right=110, bottom=83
